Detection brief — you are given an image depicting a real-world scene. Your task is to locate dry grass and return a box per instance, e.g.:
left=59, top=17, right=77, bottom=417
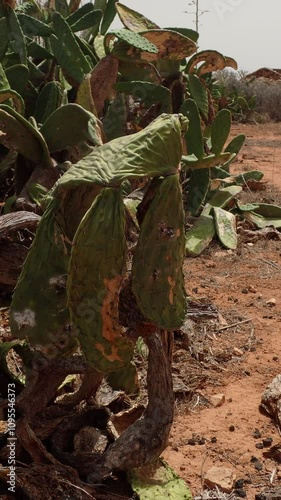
left=194, top=488, right=240, bottom=499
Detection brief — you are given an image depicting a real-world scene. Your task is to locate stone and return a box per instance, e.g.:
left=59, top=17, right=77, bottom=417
left=266, top=298, right=276, bottom=307
left=204, top=466, right=236, bottom=493
left=209, top=393, right=225, bottom=408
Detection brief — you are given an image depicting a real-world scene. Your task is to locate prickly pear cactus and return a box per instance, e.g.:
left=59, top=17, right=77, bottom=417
left=10, top=198, right=75, bottom=359
left=132, top=174, right=186, bottom=330
left=9, top=113, right=188, bottom=372
left=67, top=187, right=134, bottom=373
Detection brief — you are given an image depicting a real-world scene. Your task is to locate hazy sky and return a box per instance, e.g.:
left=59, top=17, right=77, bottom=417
left=114, top=1, right=281, bottom=73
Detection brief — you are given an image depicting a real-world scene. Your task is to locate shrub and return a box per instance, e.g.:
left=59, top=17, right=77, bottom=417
left=215, top=69, right=281, bottom=121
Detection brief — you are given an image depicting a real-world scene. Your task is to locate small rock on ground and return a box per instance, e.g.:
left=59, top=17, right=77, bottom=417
left=209, top=394, right=226, bottom=408
left=204, top=466, right=236, bottom=493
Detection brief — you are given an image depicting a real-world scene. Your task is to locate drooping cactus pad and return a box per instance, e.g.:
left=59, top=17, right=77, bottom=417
left=132, top=174, right=186, bottom=330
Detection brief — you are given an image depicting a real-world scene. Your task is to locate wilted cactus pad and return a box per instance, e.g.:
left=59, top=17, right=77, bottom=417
left=56, top=114, right=188, bottom=189
left=67, top=187, right=134, bottom=373
left=10, top=198, right=73, bottom=357
left=132, top=175, right=186, bottom=330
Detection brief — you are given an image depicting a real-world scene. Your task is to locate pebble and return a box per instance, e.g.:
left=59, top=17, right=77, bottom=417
left=266, top=298, right=276, bottom=307
left=262, top=437, right=273, bottom=447
left=209, top=393, right=226, bottom=408
left=255, top=442, right=264, bottom=449
left=204, top=466, right=236, bottom=493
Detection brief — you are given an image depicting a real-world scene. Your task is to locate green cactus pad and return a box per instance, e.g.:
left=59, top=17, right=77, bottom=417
left=225, top=133, right=246, bottom=155
left=8, top=8, right=27, bottom=65
left=40, top=103, right=103, bottom=152
left=50, top=12, right=92, bottom=86
left=69, top=9, right=103, bottom=33
left=186, top=214, right=216, bottom=256
left=66, top=2, right=94, bottom=24
left=76, top=37, right=99, bottom=66
left=10, top=198, right=76, bottom=358
left=214, top=207, right=238, bottom=250
left=116, top=2, right=159, bottom=32
left=113, top=29, right=196, bottom=63
left=202, top=185, right=242, bottom=216
left=101, top=0, right=118, bottom=35
left=181, top=152, right=234, bottom=170
left=238, top=202, right=281, bottom=219
left=211, top=109, right=231, bottom=156
left=186, top=168, right=210, bottom=216
left=188, top=74, right=208, bottom=118
left=234, top=170, right=264, bottom=185
left=242, top=212, right=281, bottom=230
left=34, top=81, right=63, bottom=125
left=108, top=29, right=158, bottom=53
left=222, top=133, right=246, bottom=172
left=67, top=187, right=134, bottom=373
left=0, top=104, right=51, bottom=166
left=128, top=459, right=192, bottom=499
left=17, top=13, right=54, bottom=37
left=181, top=99, right=204, bottom=159
left=56, top=114, right=187, bottom=190
left=132, top=175, right=186, bottom=330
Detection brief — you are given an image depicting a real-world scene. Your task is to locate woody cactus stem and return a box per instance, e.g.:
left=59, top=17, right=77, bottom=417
left=88, top=329, right=174, bottom=480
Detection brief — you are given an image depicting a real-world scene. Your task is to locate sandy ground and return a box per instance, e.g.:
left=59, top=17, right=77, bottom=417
left=163, top=123, right=281, bottom=498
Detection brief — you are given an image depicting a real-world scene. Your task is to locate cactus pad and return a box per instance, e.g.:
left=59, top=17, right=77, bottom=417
left=10, top=198, right=75, bottom=359
left=57, top=113, right=187, bottom=190
left=108, top=29, right=158, bottom=53
left=115, top=2, right=159, bottom=32
left=67, top=187, right=134, bottom=373
left=132, top=175, right=186, bottom=330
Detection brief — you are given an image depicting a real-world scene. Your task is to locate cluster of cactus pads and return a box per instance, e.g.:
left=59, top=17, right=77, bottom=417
left=0, top=0, right=239, bottom=211
left=0, top=0, right=272, bottom=354
left=1, top=0, right=267, bottom=378
left=10, top=114, right=188, bottom=381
